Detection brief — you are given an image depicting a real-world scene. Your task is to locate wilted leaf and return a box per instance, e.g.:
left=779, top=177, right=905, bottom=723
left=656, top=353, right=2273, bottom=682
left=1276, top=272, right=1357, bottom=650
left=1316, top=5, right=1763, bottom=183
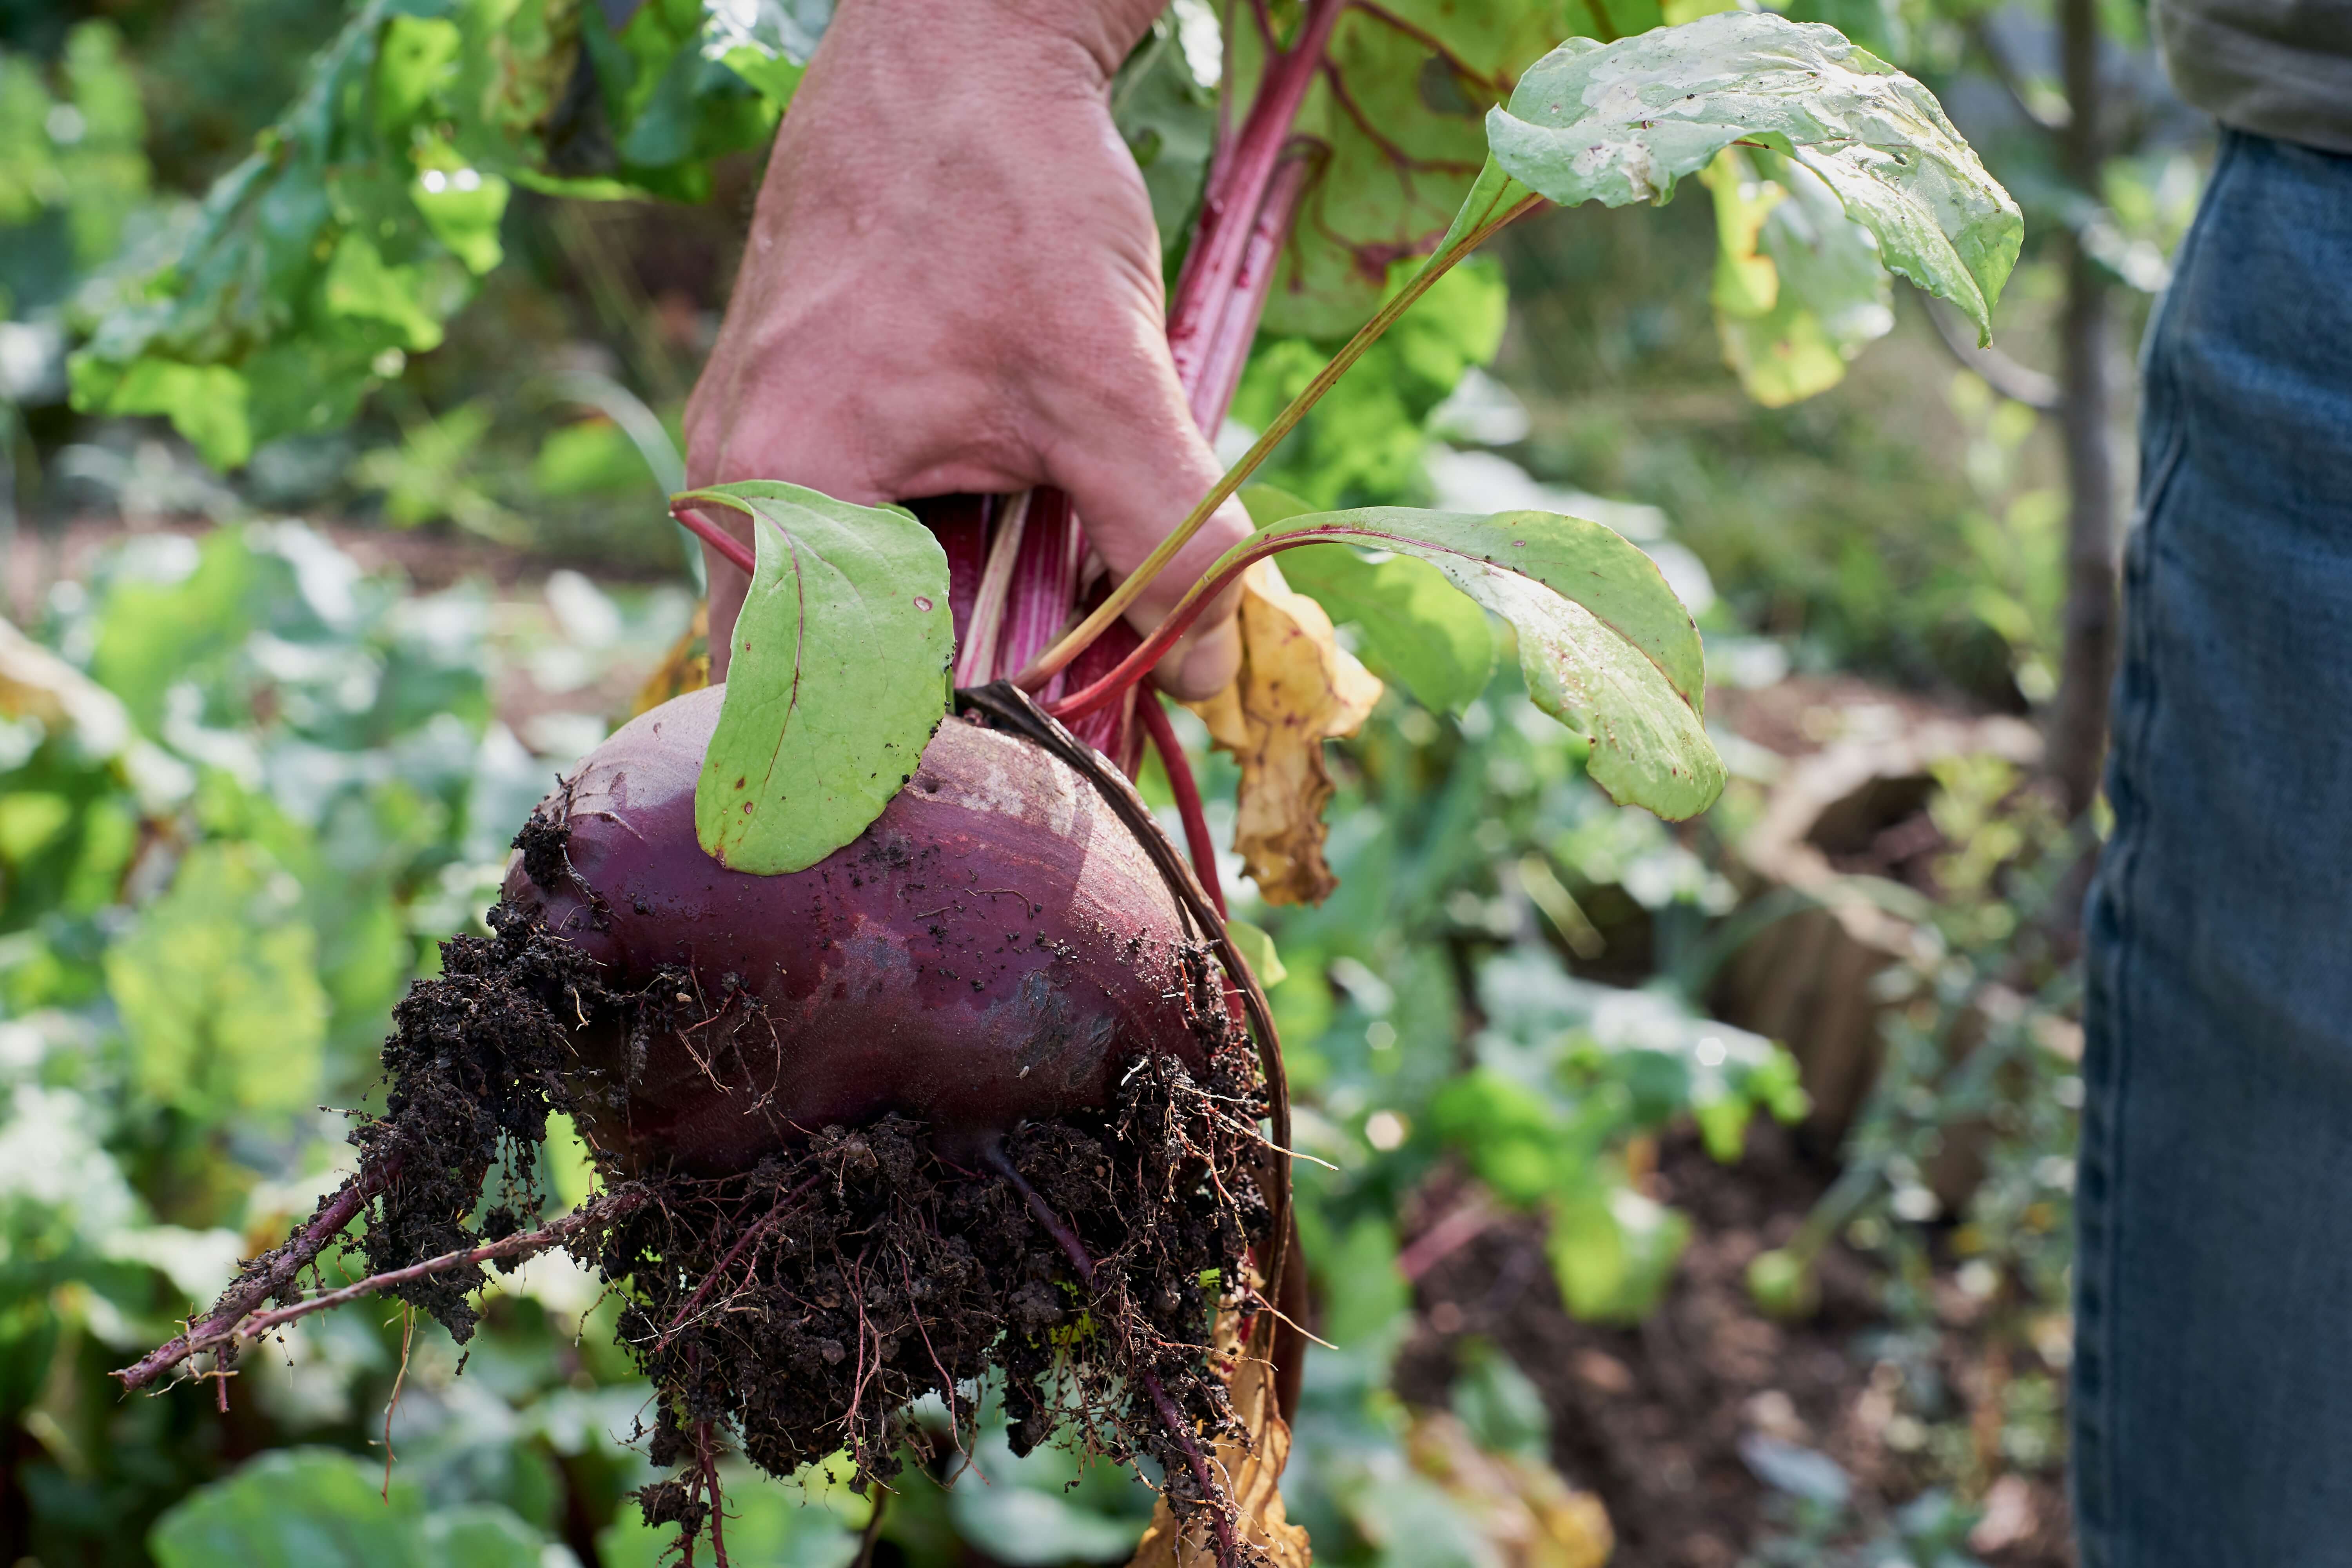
left=1234, top=506, right=1722, bottom=819
left=1405, top=1410, right=1614, bottom=1568
left=690, top=481, right=953, bottom=875
left=1254, top=487, right=1494, bottom=717
left=1126, top=1312, right=1310, bottom=1568
left=1479, top=10, right=2021, bottom=338
left=1187, top=560, right=1383, bottom=906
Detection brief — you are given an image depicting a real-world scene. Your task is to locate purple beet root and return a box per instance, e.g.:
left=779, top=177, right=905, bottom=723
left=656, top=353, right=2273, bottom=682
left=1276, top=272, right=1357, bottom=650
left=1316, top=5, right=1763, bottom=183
left=502, top=685, right=1222, bottom=1173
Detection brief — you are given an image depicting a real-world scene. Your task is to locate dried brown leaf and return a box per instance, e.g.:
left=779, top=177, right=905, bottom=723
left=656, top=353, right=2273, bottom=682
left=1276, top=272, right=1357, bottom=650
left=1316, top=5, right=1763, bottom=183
left=1127, top=1310, right=1312, bottom=1568
left=1187, top=561, right=1381, bottom=906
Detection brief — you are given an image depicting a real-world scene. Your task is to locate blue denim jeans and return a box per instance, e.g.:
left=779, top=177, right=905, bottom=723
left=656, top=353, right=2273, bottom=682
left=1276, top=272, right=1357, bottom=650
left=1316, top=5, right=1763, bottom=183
left=2079, top=127, right=2352, bottom=1566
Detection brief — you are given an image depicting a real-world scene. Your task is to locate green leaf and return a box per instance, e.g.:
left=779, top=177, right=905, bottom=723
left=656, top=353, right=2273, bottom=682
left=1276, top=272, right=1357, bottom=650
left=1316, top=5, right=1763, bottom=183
left=151, top=1449, right=425, bottom=1568
left=1701, top=143, right=1895, bottom=405
left=1481, top=10, right=2022, bottom=338
left=1547, top=1182, right=1690, bottom=1322
left=106, top=841, right=329, bottom=1124
left=690, top=481, right=953, bottom=875
left=69, top=357, right=252, bottom=471
left=420, top=1506, right=554, bottom=1568
left=1246, top=479, right=1497, bottom=719
left=1225, top=916, right=1288, bottom=987
left=1236, top=0, right=1622, bottom=341
left=1240, top=505, right=1722, bottom=819
left=703, top=0, right=831, bottom=107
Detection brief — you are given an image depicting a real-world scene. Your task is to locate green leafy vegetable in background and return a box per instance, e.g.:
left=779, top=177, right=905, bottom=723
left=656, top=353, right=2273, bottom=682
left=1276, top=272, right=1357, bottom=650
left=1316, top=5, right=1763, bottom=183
left=65, top=0, right=808, bottom=468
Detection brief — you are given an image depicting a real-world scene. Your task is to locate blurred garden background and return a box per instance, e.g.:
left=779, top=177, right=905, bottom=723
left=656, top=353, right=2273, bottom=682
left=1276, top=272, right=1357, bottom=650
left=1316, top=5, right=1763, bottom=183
left=0, top=0, right=2206, bottom=1564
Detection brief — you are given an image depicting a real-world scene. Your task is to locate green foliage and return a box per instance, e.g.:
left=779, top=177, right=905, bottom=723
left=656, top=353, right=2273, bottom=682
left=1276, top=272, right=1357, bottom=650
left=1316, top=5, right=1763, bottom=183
left=1480, top=12, right=2022, bottom=339
left=1233, top=259, right=1510, bottom=510
left=688, top=481, right=953, bottom=873
left=151, top=1448, right=560, bottom=1568
left=1224, top=496, right=1724, bottom=818
left=66, top=0, right=807, bottom=468
left=0, top=523, right=625, bottom=1561
left=1231, top=0, right=1610, bottom=341
left=0, top=20, right=149, bottom=322
left=106, top=840, right=329, bottom=1123
left=1427, top=949, right=1801, bottom=1319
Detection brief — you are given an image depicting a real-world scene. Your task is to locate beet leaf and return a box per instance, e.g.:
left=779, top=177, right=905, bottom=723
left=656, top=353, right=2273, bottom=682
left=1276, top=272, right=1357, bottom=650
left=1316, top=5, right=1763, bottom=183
left=1477, top=11, right=2022, bottom=339
left=682, top=481, right=953, bottom=874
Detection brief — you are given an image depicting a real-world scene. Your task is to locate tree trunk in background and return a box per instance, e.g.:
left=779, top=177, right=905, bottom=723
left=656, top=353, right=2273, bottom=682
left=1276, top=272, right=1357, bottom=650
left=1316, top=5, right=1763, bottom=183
left=2048, top=0, right=2119, bottom=821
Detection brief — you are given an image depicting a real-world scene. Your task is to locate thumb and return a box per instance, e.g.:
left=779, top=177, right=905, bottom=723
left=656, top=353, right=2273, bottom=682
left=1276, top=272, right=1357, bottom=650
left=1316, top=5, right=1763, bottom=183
left=1044, top=381, right=1253, bottom=702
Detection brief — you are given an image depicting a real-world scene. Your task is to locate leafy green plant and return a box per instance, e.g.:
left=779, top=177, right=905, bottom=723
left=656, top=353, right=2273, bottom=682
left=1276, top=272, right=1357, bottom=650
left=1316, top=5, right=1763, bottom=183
left=33, top=6, right=2037, bottom=1566
left=676, top=9, right=2020, bottom=878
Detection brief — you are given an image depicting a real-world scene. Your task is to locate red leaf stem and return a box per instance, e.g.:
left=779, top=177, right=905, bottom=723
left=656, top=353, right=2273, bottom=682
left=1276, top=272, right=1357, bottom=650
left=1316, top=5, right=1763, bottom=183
left=1188, top=153, right=1311, bottom=436
left=992, top=488, right=1083, bottom=693
left=1137, top=693, right=1225, bottom=919
left=1047, top=526, right=1359, bottom=724
left=1166, top=0, right=1348, bottom=423
left=670, top=502, right=757, bottom=578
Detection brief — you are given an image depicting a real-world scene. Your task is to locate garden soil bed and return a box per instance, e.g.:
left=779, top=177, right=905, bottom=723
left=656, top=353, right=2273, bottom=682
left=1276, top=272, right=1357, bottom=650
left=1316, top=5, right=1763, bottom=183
left=1392, top=1127, right=2074, bottom=1568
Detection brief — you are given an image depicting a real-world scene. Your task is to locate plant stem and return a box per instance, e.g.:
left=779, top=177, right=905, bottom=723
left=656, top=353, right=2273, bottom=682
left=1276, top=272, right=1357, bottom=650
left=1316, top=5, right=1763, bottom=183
left=1049, top=515, right=1419, bottom=723
left=2048, top=0, right=2118, bottom=824
left=1138, top=694, right=1225, bottom=918
left=116, top=1157, right=400, bottom=1393
left=954, top=488, right=1032, bottom=686
left=670, top=499, right=756, bottom=577
left=1187, top=155, right=1311, bottom=435
left=1167, top=0, right=1347, bottom=423
left=1013, top=194, right=1543, bottom=693
left=993, top=489, right=1085, bottom=689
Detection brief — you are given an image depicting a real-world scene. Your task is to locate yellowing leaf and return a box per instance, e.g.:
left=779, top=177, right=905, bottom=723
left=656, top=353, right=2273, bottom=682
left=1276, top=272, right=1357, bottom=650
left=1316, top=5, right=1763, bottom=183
left=1405, top=1411, right=1613, bottom=1568
left=1127, top=1312, right=1311, bottom=1568
left=632, top=601, right=711, bottom=717
left=1188, top=562, right=1382, bottom=907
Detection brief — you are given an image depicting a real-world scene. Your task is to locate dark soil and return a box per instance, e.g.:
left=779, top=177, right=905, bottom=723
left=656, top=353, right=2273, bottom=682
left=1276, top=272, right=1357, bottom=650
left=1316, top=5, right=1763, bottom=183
left=347, top=899, right=1275, bottom=1561
left=1393, top=1128, right=2074, bottom=1568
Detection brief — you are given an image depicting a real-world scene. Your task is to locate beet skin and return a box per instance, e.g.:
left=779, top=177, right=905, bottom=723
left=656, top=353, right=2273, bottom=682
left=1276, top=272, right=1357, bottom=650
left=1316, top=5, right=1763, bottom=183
left=503, top=686, right=1220, bottom=1172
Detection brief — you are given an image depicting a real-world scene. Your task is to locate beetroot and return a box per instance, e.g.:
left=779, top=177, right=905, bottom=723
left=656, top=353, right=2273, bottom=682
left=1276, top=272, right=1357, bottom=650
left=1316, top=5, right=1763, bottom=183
left=103, top=684, right=1285, bottom=1568
left=503, top=684, right=1223, bottom=1173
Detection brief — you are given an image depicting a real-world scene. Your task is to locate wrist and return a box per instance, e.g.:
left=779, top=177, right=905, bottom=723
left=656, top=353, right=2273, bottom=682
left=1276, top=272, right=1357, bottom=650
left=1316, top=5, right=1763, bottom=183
left=830, top=0, right=1160, bottom=86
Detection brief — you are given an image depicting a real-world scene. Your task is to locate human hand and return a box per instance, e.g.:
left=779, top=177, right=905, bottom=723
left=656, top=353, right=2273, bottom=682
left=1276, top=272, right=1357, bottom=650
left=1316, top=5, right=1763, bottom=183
left=683, top=0, right=1249, bottom=697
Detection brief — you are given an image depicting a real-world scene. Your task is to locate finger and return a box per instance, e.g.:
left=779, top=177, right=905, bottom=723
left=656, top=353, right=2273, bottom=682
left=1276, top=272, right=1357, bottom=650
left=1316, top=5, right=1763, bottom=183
left=1040, top=359, right=1254, bottom=701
